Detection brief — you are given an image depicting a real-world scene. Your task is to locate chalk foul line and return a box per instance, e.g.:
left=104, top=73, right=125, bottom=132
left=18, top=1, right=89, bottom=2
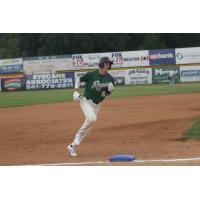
left=29, top=157, right=200, bottom=166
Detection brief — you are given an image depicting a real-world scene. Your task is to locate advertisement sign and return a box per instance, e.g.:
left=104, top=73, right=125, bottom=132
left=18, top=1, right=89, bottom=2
left=1, top=75, right=26, bottom=91
left=72, top=53, right=112, bottom=70
left=25, top=72, right=75, bottom=90
left=180, top=66, right=200, bottom=82
left=176, top=47, right=200, bottom=64
left=23, top=55, right=72, bottom=73
left=108, top=69, right=126, bottom=85
left=111, top=52, right=124, bottom=68
left=0, top=58, right=23, bottom=74
left=0, top=58, right=22, bottom=66
left=72, top=51, right=150, bottom=69
left=152, top=67, right=180, bottom=83
left=149, top=49, right=176, bottom=66
left=0, top=65, right=23, bottom=74
left=124, top=68, right=152, bottom=85
left=122, top=50, right=149, bottom=67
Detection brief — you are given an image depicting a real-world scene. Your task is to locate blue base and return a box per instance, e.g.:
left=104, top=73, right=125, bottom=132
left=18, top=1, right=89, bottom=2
left=109, top=155, right=136, bottom=162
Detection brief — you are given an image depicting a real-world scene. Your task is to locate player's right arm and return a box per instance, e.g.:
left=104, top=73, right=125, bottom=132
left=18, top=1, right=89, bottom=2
left=74, top=78, right=81, bottom=92
left=73, top=77, right=82, bottom=101
left=74, top=72, right=90, bottom=92
left=73, top=72, right=90, bottom=101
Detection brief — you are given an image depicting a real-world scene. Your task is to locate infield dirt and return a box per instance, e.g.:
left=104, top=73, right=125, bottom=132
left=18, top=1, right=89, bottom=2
left=1, top=93, right=200, bottom=165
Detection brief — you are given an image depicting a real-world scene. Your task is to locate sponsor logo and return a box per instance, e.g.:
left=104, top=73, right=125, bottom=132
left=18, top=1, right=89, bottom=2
left=181, top=70, right=200, bottom=76
left=177, top=53, right=200, bottom=59
left=26, top=73, right=74, bottom=89
left=72, top=55, right=84, bottom=66
left=87, top=55, right=102, bottom=60
left=112, top=53, right=123, bottom=64
left=128, top=69, right=150, bottom=75
left=155, top=69, right=177, bottom=76
left=150, top=53, right=174, bottom=60
left=123, top=56, right=149, bottom=62
left=112, top=53, right=123, bottom=58
left=0, top=59, right=22, bottom=66
left=32, top=73, right=66, bottom=80
left=72, top=55, right=83, bottom=60
left=149, top=49, right=176, bottom=65
left=176, top=53, right=183, bottom=60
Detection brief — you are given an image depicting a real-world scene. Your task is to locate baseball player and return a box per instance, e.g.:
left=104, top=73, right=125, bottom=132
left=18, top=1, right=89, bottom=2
left=168, top=70, right=176, bottom=85
left=67, top=57, right=115, bottom=156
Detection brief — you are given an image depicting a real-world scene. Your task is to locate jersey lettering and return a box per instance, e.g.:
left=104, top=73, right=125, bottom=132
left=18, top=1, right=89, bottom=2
left=91, top=81, right=109, bottom=92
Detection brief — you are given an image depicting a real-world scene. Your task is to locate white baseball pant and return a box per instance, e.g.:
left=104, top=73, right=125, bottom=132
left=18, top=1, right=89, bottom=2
left=72, top=97, right=101, bottom=146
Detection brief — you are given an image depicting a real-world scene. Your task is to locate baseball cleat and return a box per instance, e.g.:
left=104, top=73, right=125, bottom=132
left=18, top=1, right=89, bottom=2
left=67, top=145, right=77, bottom=157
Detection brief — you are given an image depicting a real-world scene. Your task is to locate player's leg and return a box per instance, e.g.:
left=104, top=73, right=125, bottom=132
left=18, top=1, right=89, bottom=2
left=169, top=77, right=172, bottom=85
left=68, top=98, right=100, bottom=156
left=168, top=76, right=170, bottom=85
left=73, top=98, right=100, bottom=145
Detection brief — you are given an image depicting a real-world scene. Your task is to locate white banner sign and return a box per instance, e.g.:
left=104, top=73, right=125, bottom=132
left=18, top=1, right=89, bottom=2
left=108, top=69, right=126, bottom=77
left=108, top=69, right=126, bottom=85
left=72, top=50, right=150, bottom=70
left=176, top=47, right=200, bottom=64
left=122, top=50, right=149, bottom=67
left=180, top=66, right=200, bottom=82
left=23, top=56, right=72, bottom=73
left=0, top=58, right=22, bottom=66
left=72, top=53, right=112, bottom=70
left=125, top=68, right=152, bottom=85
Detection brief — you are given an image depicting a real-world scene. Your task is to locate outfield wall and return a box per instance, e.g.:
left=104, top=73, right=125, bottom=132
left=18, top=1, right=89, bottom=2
left=1, top=47, right=200, bottom=90
left=2, top=66, right=200, bottom=91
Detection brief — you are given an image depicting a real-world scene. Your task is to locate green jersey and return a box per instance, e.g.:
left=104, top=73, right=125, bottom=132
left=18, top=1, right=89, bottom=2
left=80, top=70, right=114, bottom=103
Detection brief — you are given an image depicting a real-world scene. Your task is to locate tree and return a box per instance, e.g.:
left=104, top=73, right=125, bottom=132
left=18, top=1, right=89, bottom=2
left=138, top=34, right=167, bottom=50
left=0, top=34, right=21, bottom=59
left=1, top=33, right=200, bottom=59
left=18, top=33, right=41, bottom=57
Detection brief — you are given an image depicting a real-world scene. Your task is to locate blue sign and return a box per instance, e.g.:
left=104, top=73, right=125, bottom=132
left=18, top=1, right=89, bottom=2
left=181, top=70, right=200, bottom=76
left=149, top=49, right=176, bottom=66
left=25, top=72, right=75, bottom=90
left=0, top=65, right=23, bottom=74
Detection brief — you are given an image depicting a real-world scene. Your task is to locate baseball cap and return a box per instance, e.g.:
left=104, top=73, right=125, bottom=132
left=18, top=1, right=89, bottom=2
left=99, top=57, right=113, bottom=65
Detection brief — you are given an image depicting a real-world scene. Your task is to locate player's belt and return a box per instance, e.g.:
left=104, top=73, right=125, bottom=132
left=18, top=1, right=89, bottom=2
left=85, top=97, right=100, bottom=104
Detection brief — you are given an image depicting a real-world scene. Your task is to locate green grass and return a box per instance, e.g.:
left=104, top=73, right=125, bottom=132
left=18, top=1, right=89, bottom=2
left=184, top=117, right=200, bottom=139
left=1, top=82, right=200, bottom=108
left=109, top=82, right=200, bottom=99
left=0, top=89, right=74, bottom=108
